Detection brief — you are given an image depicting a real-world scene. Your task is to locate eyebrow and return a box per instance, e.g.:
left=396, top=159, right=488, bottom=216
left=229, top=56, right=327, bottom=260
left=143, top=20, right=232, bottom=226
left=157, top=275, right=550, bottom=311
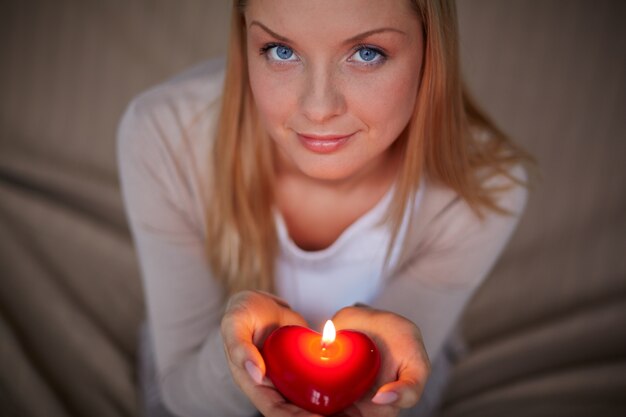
left=249, top=21, right=292, bottom=43
left=248, top=20, right=406, bottom=45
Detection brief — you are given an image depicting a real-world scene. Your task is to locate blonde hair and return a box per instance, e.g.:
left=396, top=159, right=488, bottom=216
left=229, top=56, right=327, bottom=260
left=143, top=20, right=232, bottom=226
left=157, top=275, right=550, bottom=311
left=207, top=0, right=530, bottom=297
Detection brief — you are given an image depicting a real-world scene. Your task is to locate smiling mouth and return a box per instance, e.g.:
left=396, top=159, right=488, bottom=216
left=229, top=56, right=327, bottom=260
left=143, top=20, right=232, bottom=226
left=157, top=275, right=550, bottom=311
left=297, top=133, right=355, bottom=154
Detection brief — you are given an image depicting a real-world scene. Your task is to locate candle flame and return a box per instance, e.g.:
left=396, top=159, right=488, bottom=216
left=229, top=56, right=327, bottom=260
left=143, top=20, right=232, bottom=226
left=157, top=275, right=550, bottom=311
left=322, top=320, right=336, bottom=346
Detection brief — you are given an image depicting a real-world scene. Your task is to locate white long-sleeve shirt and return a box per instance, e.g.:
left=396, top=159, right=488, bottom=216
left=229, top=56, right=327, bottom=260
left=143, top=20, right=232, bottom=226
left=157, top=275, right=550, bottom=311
left=117, top=58, right=527, bottom=417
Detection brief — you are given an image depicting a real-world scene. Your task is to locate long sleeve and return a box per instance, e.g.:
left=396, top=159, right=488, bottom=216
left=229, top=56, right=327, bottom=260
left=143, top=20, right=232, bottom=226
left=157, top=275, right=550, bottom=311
left=374, top=166, right=528, bottom=360
left=117, top=83, right=257, bottom=417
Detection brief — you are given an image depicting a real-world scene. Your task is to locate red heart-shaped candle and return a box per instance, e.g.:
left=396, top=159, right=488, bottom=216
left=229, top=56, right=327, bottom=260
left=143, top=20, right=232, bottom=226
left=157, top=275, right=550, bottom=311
left=262, top=321, right=380, bottom=415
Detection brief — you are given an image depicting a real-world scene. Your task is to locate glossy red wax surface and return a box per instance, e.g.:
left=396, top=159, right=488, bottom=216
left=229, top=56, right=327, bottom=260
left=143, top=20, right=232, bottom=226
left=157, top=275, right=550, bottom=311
left=262, top=325, right=380, bottom=415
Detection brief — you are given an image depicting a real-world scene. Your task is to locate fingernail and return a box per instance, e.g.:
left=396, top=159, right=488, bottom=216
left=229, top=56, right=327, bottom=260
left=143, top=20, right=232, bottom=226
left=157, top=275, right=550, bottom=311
left=353, top=302, right=371, bottom=308
left=372, top=391, right=398, bottom=405
left=245, top=360, right=264, bottom=385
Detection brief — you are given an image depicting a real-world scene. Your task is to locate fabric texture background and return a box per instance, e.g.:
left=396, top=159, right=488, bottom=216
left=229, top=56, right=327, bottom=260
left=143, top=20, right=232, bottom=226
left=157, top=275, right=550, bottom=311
left=1, top=1, right=625, bottom=416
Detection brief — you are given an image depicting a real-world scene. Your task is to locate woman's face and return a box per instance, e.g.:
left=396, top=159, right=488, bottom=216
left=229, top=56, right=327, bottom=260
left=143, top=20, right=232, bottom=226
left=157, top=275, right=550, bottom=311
left=245, top=0, right=424, bottom=182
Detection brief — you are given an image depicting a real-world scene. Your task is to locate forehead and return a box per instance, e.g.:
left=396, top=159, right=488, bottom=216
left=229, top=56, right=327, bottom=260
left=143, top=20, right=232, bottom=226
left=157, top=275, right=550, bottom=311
left=244, top=0, right=420, bottom=42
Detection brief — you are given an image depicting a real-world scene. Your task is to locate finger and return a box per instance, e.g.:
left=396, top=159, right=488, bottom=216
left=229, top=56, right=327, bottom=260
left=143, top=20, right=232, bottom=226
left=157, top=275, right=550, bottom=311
left=372, top=359, right=429, bottom=409
left=259, top=292, right=308, bottom=329
left=335, top=403, right=364, bottom=417
left=250, top=300, right=309, bottom=346
left=247, top=383, right=323, bottom=417
left=222, top=311, right=267, bottom=381
left=331, top=306, right=366, bottom=330
left=243, top=360, right=265, bottom=385
left=231, top=360, right=322, bottom=417
left=255, top=290, right=293, bottom=309
left=222, top=293, right=308, bottom=381
left=229, top=339, right=266, bottom=384
left=279, top=306, right=309, bottom=327
left=235, top=290, right=308, bottom=344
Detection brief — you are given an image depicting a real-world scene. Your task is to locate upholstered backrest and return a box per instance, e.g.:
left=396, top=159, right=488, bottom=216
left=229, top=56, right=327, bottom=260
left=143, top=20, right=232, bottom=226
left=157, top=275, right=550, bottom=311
left=0, top=3, right=229, bottom=416
left=444, top=1, right=626, bottom=415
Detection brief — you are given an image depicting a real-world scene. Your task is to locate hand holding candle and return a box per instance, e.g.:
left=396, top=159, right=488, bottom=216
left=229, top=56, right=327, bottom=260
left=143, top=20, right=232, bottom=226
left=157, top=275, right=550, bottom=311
left=221, top=291, right=316, bottom=417
left=222, top=292, right=430, bottom=417
left=331, top=305, right=431, bottom=415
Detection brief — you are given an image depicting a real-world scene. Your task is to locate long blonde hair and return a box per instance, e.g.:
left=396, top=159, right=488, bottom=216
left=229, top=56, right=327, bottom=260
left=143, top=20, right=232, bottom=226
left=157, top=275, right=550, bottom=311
left=207, top=0, right=530, bottom=297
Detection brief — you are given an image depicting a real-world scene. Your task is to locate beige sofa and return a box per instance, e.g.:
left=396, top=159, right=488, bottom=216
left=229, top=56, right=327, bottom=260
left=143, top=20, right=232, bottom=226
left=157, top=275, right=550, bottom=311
left=1, top=1, right=624, bottom=416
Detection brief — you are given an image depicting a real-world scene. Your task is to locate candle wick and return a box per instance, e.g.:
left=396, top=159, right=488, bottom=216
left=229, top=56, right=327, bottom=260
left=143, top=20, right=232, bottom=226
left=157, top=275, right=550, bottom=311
left=320, top=345, right=329, bottom=360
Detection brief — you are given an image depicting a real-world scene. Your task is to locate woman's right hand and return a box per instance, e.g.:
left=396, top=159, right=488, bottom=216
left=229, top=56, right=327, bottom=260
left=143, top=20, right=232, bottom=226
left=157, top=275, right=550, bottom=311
left=221, top=290, right=321, bottom=417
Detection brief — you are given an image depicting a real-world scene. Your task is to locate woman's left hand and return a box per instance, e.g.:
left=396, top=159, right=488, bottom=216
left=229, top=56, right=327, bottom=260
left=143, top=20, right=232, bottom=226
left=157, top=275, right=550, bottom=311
left=330, top=305, right=431, bottom=417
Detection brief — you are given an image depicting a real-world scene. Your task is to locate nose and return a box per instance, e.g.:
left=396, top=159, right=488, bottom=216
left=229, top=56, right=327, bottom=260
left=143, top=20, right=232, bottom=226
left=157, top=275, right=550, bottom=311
left=299, top=65, right=346, bottom=124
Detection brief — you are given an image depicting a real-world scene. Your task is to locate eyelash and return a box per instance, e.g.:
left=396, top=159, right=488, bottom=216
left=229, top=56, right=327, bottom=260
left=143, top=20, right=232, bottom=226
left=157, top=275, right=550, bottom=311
left=351, top=44, right=388, bottom=66
left=258, top=42, right=388, bottom=66
left=259, top=42, right=281, bottom=55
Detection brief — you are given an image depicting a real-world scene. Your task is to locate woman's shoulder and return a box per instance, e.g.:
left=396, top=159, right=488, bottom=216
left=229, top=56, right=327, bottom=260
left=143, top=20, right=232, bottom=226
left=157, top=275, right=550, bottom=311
left=117, top=56, right=226, bottom=170
left=406, top=163, right=528, bottom=249
left=118, top=57, right=226, bottom=149
left=423, top=163, right=528, bottom=220
left=131, top=57, right=225, bottom=115
left=117, top=58, right=226, bottom=217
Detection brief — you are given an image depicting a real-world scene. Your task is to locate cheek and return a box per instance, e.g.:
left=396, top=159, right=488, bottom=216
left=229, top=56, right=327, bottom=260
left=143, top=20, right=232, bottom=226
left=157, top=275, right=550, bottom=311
left=348, top=66, right=420, bottom=137
left=358, top=77, right=417, bottom=135
left=248, top=63, right=297, bottom=133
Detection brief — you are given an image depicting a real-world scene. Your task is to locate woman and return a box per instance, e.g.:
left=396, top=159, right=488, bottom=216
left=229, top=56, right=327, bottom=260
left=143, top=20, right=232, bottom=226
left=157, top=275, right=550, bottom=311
left=118, top=0, right=529, bottom=416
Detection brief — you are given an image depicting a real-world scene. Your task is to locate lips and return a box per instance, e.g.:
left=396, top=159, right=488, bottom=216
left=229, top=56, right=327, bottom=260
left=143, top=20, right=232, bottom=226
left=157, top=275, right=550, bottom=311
left=297, top=133, right=354, bottom=154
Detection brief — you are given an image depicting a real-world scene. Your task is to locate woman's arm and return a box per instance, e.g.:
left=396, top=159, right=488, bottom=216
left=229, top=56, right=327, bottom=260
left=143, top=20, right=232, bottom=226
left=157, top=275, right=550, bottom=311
left=323, top=169, right=528, bottom=416
left=374, top=166, right=529, bottom=360
left=117, top=96, right=256, bottom=417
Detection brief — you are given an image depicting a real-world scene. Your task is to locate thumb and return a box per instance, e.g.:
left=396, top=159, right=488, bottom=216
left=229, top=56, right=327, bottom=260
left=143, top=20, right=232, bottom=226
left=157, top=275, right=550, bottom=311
left=372, top=380, right=420, bottom=408
left=221, top=317, right=267, bottom=385
left=372, top=359, right=430, bottom=408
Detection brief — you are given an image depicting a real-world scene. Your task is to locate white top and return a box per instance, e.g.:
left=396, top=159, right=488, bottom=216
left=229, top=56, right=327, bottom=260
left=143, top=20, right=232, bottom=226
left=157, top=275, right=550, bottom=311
left=275, top=181, right=421, bottom=330
left=117, top=58, right=528, bottom=417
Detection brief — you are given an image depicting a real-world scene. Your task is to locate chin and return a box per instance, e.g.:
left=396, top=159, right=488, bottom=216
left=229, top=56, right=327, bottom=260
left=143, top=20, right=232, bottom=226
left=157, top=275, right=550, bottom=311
left=296, top=160, right=361, bottom=183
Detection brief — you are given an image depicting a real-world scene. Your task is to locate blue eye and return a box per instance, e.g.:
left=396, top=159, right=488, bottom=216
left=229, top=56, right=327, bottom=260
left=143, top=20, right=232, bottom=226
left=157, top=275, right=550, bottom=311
left=350, top=46, right=386, bottom=65
left=275, top=45, right=293, bottom=60
left=358, top=48, right=377, bottom=61
left=261, top=43, right=298, bottom=62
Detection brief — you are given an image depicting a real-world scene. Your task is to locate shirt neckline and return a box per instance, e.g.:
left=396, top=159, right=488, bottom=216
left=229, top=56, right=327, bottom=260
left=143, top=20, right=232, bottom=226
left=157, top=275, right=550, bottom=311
left=274, top=182, right=397, bottom=261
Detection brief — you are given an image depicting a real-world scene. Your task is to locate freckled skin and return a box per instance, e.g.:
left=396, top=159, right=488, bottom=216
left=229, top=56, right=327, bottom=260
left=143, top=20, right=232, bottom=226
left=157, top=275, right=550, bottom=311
left=245, top=0, right=424, bottom=183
